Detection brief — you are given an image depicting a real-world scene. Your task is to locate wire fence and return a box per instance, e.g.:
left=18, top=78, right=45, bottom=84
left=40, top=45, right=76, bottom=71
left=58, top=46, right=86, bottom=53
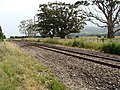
left=78, top=37, right=120, bottom=43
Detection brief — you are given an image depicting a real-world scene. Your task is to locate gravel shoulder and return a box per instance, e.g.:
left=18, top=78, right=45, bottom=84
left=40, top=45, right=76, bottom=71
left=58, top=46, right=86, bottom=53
left=13, top=41, right=120, bottom=90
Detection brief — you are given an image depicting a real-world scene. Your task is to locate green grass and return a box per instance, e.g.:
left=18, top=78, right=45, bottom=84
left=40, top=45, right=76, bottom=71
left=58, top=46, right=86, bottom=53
left=26, top=38, right=101, bottom=50
left=23, top=38, right=120, bottom=55
left=0, top=42, right=65, bottom=90
left=100, top=42, right=120, bottom=54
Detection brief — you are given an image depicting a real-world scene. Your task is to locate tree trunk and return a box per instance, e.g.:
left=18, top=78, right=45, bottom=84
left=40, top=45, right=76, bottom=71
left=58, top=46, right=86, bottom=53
left=107, top=6, right=115, bottom=38
left=107, top=13, right=115, bottom=38
left=58, top=31, right=66, bottom=39
left=107, top=26, right=114, bottom=38
left=60, top=34, right=66, bottom=39
left=49, top=32, right=54, bottom=38
left=60, top=36, right=65, bottom=39
left=50, top=35, right=54, bottom=38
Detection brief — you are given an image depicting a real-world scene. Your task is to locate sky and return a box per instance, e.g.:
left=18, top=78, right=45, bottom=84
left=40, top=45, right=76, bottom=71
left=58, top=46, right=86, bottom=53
left=0, top=0, right=79, bottom=38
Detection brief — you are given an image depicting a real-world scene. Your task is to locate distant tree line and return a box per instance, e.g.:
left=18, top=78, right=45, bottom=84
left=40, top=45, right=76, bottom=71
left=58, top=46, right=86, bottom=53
left=10, top=36, right=42, bottom=39
left=19, top=0, right=120, bottom=38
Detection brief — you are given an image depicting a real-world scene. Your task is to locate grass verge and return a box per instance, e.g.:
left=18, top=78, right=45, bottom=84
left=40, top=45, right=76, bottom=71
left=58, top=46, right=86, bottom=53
left=24, top=38, right=120, bottom=55
left=0, top=42, right=65, bottom=90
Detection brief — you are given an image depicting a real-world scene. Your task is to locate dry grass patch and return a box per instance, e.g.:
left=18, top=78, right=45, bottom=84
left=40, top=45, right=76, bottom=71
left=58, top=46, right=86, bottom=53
left=0, top=42, right=65, bottom=90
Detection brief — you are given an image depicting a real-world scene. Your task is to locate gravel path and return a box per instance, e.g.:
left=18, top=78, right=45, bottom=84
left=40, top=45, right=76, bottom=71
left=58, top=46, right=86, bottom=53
left=13, top=41, right=120, bottom=90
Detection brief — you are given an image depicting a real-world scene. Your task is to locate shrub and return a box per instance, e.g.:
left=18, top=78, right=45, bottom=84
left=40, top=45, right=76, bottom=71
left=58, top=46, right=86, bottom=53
left=78, top=40, right=86, bottom=48
left=101, top=42, right=120, bottom=55
left=72, top=40, right=80, bottom=47
left=48, top=79, right=65, bottom=90
left=70, top=39, right=85, bottom=48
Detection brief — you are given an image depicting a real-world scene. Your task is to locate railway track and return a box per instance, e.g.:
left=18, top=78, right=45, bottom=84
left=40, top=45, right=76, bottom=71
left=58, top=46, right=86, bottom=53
left=14, top=40, right=120, bottom=69
left=13, top=40, right=120, bottom=90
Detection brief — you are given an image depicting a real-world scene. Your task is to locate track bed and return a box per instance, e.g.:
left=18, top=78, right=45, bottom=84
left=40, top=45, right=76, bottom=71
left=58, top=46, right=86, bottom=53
left=13, top=40, right=120, bottom=90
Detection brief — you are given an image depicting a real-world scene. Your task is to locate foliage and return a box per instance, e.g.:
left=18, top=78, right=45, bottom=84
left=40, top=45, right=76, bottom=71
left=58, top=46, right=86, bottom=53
left=3, top=35, right=6, bottom=39
left=37, top=76, right=65, bottom=90
left=48, top=80, right=65, bottom=90
left=37, top=2, right=86, bottom=38
left=100, top=42, right=120, bottom=54
left=0, top=26, right=5, bottom=40
left=29, top=38, right=100, bottom=49
left=27, top=38, right=120, bottom=55
left=75, top=0, right=120, bottom=38
left=72, top=40, right=83, bottom=47
left=0, top=42, right=65, bottom=90
left=66, top=39, right=99, bottom=49
left=18, top=19, right=35, bottom=36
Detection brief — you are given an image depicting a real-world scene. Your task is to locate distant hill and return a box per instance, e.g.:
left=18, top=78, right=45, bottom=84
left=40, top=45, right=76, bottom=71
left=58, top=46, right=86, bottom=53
left=67, top=26, right=120, bottom=38
left=81, top=26, right=107, bottom=35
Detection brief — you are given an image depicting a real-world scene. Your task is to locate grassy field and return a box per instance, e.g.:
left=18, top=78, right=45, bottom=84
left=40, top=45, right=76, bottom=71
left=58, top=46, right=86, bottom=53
left=0, top=41, right=65, bottom=90
left=23, top=37, right=120, bottom=55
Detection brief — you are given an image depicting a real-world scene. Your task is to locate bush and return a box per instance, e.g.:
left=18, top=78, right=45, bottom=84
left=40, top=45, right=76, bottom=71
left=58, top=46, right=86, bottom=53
left=71, top=39, right=97, bottom=49
left=70, top=40, right=85, bottom=48
left=48, top=80, right=65, bottom=90
left=38, top=76, right=65, bottom=90
left=72, top=40, right=80, bottom=47
left=25, top=38, right=120, bottom=55
left=101, top=42, right=120, bottom=55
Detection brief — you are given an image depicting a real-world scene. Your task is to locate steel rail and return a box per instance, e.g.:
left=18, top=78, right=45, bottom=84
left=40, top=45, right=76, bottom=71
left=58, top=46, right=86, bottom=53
left=32, top=43, right=120, bottom=69
left=36, top=43, right=120, bottom=62
left=13, top=40, right=120, bottom=69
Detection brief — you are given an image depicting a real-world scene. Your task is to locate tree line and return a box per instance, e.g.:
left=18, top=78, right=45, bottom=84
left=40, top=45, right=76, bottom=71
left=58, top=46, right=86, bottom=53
left=19, top=0, right=120, bottom=38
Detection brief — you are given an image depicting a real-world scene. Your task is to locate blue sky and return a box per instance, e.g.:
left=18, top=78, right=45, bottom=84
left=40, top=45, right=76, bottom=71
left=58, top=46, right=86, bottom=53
left=0, top=0, right=80, bottom=38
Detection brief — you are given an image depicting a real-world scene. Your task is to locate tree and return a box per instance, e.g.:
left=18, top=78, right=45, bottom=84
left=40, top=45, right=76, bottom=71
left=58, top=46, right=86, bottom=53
left=18, top=19, right=34, bottom=36
left=3, top=35, right=6, bottom=39
left=37, top=2, right=86, bottom=38
left=36, top=3, right=55, bottom=38
left=0, top=26, right=4, bottom=39
left=75, top=0, right=120, bottom=38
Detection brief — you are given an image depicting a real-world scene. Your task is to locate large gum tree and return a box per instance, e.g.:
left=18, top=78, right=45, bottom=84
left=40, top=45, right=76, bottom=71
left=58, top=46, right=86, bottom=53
left=75, top=0, right=120, bottom=38
left=37, top=2, right=86, bottom=38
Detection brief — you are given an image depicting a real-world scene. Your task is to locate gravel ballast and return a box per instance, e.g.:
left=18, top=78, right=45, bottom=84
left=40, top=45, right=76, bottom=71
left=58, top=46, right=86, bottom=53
left=13, top=41, right=120, bottom=90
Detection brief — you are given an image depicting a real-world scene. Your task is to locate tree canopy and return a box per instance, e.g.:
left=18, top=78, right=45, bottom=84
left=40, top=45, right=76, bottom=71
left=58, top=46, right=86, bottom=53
left=75, top=0, right=120, bottom=38
left=37, top=2, right=86, bottom=38
left=18, top=19, right=35, bottom=36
